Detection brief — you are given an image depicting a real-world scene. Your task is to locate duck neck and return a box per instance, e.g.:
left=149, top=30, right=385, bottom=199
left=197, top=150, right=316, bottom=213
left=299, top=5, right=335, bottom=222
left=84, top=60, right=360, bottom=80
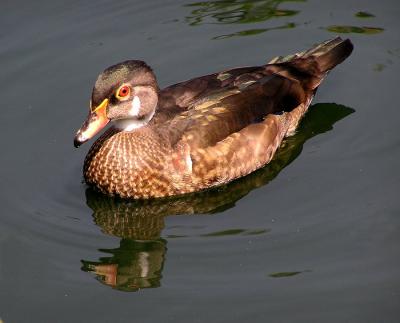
left=115, top=108, right=156, bottom=132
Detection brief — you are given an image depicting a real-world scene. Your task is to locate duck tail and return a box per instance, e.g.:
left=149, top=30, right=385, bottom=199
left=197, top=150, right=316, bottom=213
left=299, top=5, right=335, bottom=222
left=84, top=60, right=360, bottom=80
left=267, top=37, right=354, bottom=90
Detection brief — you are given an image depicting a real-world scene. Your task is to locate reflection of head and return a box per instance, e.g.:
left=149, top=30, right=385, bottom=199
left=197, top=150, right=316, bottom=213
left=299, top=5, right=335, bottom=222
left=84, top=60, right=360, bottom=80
left=82, top=239, right=166, bottom=292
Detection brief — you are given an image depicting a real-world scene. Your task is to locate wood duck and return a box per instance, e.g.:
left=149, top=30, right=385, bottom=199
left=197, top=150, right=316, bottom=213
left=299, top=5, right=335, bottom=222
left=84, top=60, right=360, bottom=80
left=74, top=37, right=353, bottom=199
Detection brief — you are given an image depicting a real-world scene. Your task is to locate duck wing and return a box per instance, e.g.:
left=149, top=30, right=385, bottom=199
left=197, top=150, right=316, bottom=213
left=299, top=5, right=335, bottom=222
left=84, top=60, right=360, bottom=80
left=156, top=37, right=353, bottom=189
left=157, top=37, right=353, bottom=116
left=158, top=66, right=264, bottom=112
left=156, top=37, right=353, bottom=150
left=158, top=71, right=307, bottom=150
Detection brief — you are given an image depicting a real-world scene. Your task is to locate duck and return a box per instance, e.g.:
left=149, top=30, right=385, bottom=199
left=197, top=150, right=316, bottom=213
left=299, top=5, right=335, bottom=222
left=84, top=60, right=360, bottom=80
left=74, top=37, right=353, bottom=199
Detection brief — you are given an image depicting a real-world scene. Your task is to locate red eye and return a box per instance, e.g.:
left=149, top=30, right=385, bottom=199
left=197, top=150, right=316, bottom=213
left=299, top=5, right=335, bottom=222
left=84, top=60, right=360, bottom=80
left=116, top=85, right=130, bottom=99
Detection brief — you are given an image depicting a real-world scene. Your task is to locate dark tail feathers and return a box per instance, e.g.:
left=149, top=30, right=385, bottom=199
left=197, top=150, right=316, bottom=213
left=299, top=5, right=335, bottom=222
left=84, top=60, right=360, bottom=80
left=267, top=37, right=354, bottom=90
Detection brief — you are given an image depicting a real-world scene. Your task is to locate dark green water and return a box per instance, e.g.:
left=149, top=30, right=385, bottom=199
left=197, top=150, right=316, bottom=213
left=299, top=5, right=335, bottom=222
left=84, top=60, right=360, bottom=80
left=1, top=0, right=399, bottom=322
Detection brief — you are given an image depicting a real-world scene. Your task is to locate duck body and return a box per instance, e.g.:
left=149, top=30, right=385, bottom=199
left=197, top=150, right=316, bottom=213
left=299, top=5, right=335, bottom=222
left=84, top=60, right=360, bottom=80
left=75, top=37, right=353, bottom=199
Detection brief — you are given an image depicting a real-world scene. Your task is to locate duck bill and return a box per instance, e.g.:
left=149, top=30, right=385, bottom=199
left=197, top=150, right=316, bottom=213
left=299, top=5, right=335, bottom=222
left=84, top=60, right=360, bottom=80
left=74, top=99, right=110, bottom=148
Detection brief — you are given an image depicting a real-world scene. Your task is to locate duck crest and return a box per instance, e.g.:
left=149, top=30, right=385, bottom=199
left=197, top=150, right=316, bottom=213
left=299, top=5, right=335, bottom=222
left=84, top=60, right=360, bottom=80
left=76, top=37, right=353, bottom=199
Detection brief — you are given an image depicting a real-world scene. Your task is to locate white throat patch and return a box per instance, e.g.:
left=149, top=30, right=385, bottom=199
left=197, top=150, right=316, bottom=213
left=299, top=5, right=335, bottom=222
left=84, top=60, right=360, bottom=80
left=115, top=109, right=155, bottom=132
left=129, top=96, right=141, bottom=117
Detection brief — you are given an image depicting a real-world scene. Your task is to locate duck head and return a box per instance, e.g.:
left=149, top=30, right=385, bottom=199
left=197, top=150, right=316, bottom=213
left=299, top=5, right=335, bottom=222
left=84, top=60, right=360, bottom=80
left=74, top=60, right=159, bottom=147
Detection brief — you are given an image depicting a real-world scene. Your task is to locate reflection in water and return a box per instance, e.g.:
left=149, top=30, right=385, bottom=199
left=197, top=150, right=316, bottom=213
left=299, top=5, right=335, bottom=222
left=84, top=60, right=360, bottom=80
left=185, top=0, right=305, bottom=38
left=200, top=228, right=269, bottom=237
left=81, top=197, right=168, bottom=292
left=269, top=269, right=311, bottom=278
left=82, top=239, right=166, bottom=292
left=81, top=103, right=354, bottom=291
left=213, top=22, right=295, bottom=40
left=354, top=11, right=375, bottom=18
left=185, top=0, right=303, bottom=25
left=325, top=25, right=384, bottom=35
left=373, top=63, right=385, bottom=72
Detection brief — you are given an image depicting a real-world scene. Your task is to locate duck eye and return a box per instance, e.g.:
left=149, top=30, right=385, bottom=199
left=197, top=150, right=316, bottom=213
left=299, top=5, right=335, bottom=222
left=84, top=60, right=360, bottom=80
left=116, top=85, right=131, bottom=99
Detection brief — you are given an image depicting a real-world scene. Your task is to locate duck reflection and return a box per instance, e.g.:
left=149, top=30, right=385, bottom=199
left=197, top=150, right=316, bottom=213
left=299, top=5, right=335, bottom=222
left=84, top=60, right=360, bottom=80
left=81, top=103, right=354, bottom=291
left=82, top=239, right=166, bottom=292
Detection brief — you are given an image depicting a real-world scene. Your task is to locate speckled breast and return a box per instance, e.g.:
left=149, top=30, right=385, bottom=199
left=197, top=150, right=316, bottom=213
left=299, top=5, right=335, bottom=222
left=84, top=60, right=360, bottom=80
left=83, top=127, right=186, bottom=199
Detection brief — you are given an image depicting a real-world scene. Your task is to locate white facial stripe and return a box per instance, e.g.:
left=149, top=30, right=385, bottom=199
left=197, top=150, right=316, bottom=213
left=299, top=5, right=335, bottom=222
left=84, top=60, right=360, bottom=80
left=129, top=96, right=141, bottom=117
